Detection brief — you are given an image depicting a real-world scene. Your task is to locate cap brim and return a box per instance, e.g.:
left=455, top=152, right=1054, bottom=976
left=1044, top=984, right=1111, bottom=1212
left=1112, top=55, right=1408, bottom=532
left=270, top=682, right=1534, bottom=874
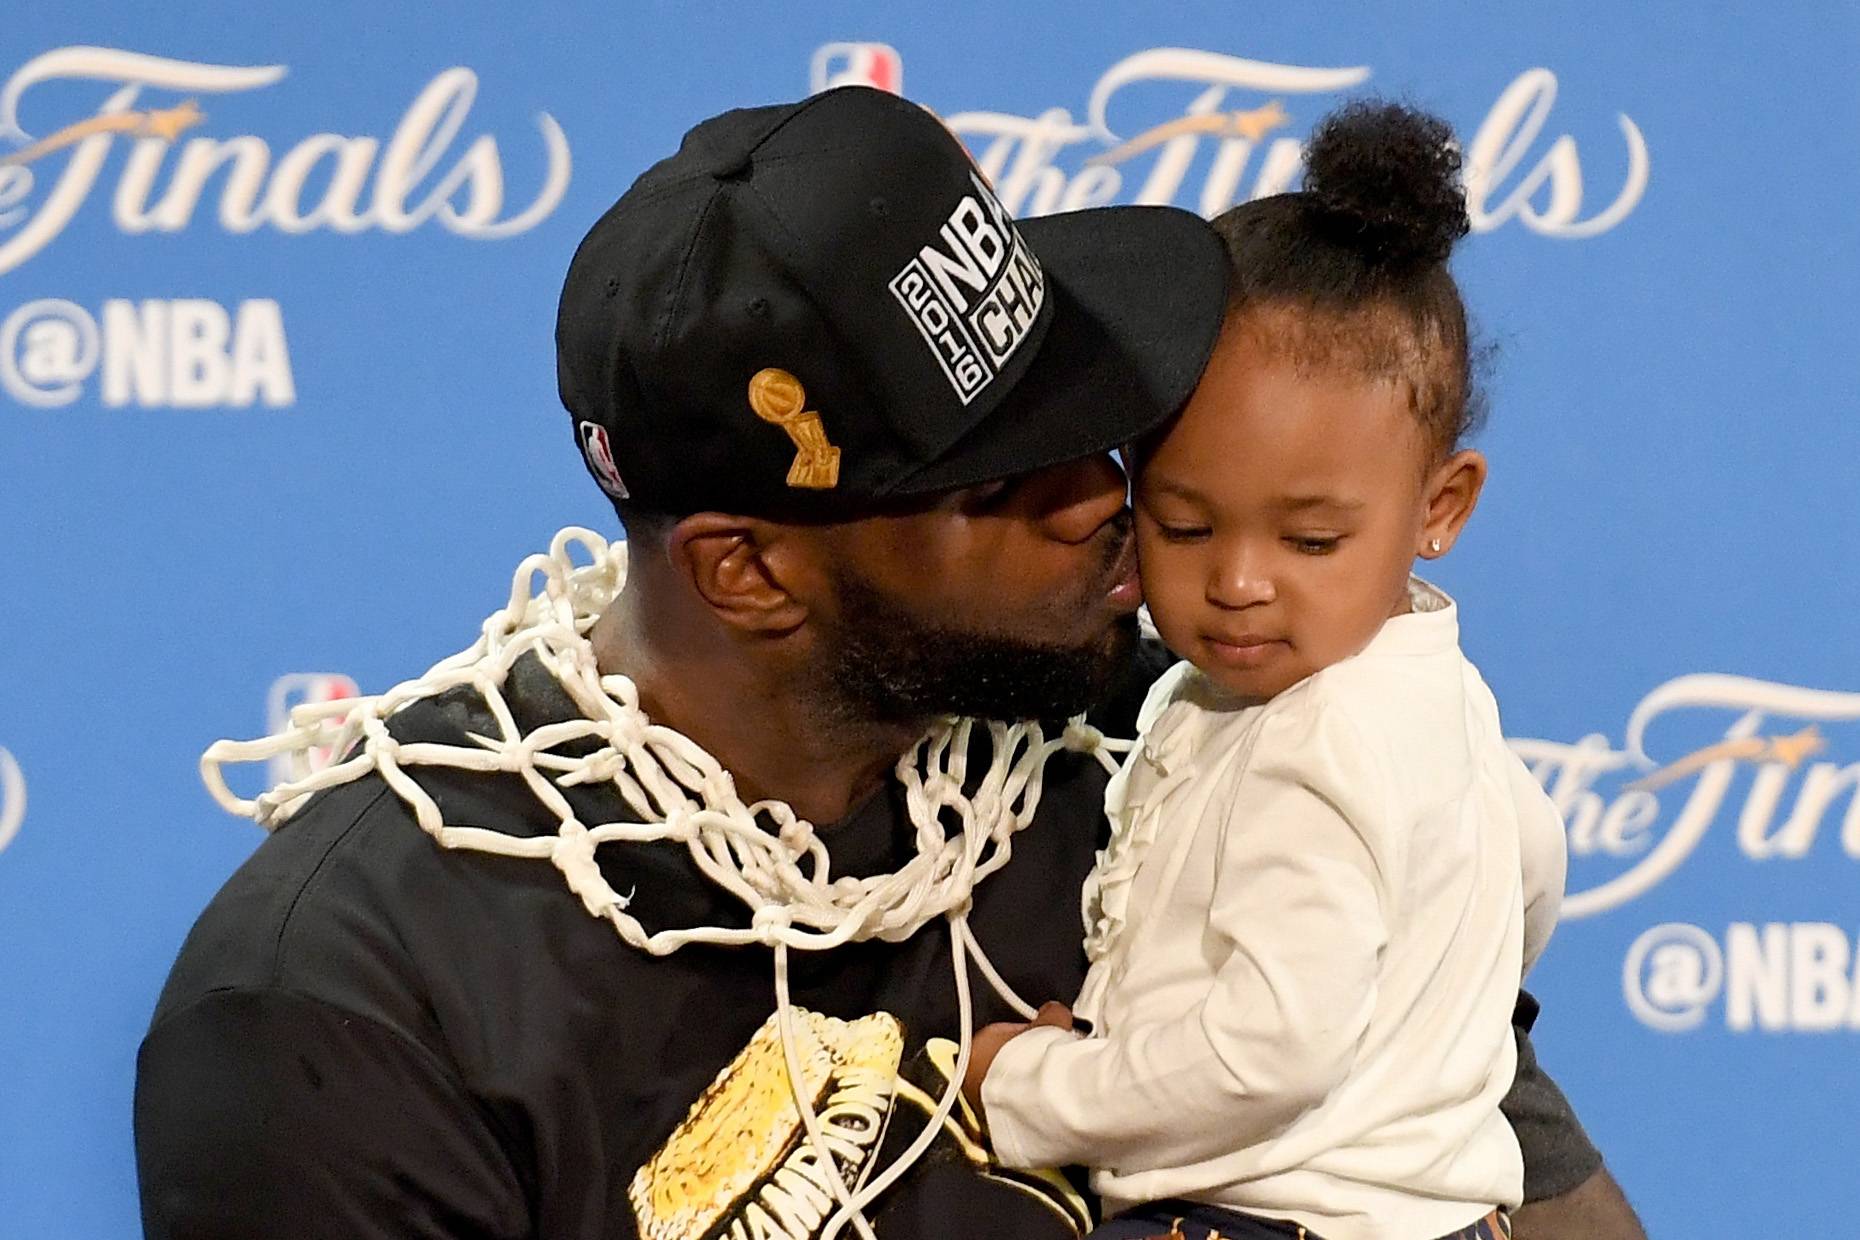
left=887, top=205, right=1228, bottom=497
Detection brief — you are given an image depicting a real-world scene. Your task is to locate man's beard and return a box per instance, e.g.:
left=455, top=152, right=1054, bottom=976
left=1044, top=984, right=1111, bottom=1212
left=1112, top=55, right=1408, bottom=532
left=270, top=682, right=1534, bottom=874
left=817, top=571, right=1137, bottom=726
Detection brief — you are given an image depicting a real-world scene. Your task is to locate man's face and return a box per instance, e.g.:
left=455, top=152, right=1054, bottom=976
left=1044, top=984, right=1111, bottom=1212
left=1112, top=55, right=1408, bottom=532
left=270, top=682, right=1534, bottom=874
left=807, top=453, right=1141, bottom=723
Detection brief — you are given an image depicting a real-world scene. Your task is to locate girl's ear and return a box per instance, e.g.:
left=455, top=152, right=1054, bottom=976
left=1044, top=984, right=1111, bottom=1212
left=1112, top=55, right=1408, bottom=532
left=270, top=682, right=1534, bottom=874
left=1417, top=450, right=1487, bottom=559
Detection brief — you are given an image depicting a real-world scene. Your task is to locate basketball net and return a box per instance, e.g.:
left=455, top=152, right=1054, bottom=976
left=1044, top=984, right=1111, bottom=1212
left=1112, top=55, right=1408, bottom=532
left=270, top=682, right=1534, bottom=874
left=201, top=526, right=1128, bottom=1240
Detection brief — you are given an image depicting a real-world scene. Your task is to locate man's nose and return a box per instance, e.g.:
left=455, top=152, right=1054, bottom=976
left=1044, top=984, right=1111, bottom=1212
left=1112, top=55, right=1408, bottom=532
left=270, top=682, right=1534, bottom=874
left=1028, top=453, right=1128, bottom=544
left=1207, top=550, right=1276, bottom=609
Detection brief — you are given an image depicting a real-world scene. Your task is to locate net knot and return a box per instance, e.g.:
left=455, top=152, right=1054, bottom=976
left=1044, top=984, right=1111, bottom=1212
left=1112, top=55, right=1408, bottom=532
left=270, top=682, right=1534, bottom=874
left=551, top=821, right=617, bottom=918
left=571, top=750, right=622, bottom=785
left=701, top=770, right=736, bottom=807
left=662, top=805, right=695, bottom=840
left=607, top=710, right=648, bottom=753
left=752, top=904, right=793, bottom=945
left=1062, top=717, right=1102, bottom=753
left=367, top=729, right=402, bottom=762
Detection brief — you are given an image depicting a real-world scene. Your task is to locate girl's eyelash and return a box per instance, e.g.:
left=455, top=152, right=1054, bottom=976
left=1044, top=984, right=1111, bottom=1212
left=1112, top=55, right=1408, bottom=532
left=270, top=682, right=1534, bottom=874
left=1156, top=524, right=1211, bottom=542
left=1289, top=535, right=1342, bottom=554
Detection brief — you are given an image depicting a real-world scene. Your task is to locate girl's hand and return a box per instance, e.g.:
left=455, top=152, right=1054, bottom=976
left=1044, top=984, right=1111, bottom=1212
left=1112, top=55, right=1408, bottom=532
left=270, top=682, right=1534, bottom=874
left=1030, top=1001, right=1075, bottom=1031
left=961, top=1021, right=1028, bottom=1109
left=960, top=1002, right=1081, bottom=1109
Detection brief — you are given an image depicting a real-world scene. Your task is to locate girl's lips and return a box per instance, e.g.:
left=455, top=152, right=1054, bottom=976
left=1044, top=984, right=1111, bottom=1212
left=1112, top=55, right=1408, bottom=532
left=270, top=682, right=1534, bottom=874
left=1200, top=634, right=1288, bottom=668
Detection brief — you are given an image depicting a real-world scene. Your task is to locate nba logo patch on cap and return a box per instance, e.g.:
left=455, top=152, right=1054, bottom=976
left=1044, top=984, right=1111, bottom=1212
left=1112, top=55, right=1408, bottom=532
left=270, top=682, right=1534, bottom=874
left=578, top=421, right=630, bottom=499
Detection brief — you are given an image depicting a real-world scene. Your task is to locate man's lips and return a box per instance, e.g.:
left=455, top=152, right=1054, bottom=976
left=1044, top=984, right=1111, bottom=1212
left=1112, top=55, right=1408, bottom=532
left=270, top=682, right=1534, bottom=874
left=1199, top=633, right=1288, bottom=668
left=1104, top=533, right=1141, bottom=612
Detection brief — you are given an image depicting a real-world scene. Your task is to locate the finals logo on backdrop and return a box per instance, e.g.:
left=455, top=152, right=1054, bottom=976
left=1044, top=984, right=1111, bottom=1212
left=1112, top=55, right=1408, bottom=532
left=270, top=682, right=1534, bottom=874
left=1514, top=678, right=1860, bottom=1037
left=0, top=46, right=572, bottom=409
left=811, top=43, right=1647, bottom=239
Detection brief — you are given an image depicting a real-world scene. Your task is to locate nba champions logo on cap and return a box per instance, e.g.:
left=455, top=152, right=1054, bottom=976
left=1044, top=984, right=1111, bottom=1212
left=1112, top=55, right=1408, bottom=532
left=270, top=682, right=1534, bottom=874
left=889, top=171, right=1044, bottom=404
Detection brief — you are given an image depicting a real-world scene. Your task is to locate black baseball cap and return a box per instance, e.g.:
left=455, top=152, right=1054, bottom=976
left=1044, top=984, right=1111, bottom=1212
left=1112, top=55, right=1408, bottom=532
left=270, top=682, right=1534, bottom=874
left=557, top=86, right=1227, bottom=518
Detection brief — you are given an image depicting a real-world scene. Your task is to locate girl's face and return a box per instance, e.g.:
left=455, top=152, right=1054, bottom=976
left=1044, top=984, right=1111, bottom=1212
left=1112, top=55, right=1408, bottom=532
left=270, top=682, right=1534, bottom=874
left=1133, top=309, right=1484, bottom=703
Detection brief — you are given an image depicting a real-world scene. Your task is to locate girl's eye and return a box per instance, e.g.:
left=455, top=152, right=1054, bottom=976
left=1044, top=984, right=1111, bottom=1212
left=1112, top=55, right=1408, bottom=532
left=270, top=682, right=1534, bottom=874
left=1288, top=535, right=1342, bottom=555
left=1155, top=523, right=1212, bottom=543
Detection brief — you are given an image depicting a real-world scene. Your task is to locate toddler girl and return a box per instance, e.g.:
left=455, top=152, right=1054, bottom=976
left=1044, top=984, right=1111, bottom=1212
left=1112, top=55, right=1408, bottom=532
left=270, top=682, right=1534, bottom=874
left=967, top=101, right=1567, bottom=1240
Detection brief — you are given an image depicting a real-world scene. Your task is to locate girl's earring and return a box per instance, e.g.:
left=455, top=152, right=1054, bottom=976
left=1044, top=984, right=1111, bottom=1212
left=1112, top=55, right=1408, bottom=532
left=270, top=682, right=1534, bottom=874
left=1428, top=539, right=1442, bottom=553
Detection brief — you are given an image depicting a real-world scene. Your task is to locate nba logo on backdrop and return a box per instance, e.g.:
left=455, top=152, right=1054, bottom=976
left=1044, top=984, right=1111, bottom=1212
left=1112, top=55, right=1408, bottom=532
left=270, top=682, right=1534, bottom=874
left=0, top=746, right=23, bottom=855
left=265, top=673, right=359, bottom=786
left=810, top=43, right=903, bottom=95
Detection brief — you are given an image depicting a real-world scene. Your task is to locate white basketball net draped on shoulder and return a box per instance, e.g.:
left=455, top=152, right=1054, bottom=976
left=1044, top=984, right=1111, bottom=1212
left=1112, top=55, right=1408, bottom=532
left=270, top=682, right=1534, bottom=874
left=201, top=526, right=1128, bottom=1240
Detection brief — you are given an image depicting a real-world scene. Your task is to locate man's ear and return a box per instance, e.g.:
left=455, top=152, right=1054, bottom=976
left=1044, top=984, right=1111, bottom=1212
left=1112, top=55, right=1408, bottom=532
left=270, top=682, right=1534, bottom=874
left=1417, top=449, right=1488, bottom=560
left=666, top=513, right=810, bottom=633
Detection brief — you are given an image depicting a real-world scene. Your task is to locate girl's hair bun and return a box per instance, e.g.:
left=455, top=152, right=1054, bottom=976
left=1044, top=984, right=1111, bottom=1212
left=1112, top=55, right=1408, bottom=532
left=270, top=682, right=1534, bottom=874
left=1303, top=100, right=1469, bottom=268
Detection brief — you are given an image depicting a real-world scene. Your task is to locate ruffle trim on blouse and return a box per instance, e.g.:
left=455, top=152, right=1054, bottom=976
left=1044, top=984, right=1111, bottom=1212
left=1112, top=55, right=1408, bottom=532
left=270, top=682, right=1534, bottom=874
left=1081, top=686, right=1207, bottom=962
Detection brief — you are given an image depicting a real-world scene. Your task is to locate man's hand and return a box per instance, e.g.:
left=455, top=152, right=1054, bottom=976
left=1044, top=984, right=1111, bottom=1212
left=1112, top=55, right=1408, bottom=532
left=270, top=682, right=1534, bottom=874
left=961, top=1002, right=1077, bottom=1110
left=1512, top=1166, right=1647, bottom=1240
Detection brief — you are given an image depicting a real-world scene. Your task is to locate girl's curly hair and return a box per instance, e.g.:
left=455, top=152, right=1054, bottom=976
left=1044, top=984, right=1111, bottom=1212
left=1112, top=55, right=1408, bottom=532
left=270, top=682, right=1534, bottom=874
left=1212, top=100, right=1485, bottom=455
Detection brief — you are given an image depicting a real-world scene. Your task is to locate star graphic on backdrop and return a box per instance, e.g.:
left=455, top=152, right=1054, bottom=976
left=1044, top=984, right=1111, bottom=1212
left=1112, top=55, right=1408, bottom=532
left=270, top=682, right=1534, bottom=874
left=2, top=98, right=205, bottom=166
left=141, top=100, right=204, bottom=142
left=1231, top=99, right=1291, bottom=141
left=1764, top=725, right=1826, bottom=769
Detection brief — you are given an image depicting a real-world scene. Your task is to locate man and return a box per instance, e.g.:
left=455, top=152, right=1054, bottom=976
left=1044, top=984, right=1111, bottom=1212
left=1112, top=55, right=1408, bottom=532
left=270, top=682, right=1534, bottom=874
left=137, top=87, right=1643, bottom=1239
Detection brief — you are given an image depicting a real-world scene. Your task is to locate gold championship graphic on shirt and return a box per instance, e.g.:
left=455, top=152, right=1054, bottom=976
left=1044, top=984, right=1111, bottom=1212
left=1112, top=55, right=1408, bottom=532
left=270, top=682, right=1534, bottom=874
left=897, top=1037, right=1094, bottom=1236
left=630, top=1011, right=1093, bottom=1239
left=630, top=1010, right=906, bottom=1240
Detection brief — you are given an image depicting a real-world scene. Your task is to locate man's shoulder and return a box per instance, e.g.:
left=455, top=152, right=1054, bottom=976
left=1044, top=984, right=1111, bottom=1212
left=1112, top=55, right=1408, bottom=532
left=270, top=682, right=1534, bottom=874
left=154, top=681, right=577, bottom=1031
left=154, top=771, right=435, bottom=1029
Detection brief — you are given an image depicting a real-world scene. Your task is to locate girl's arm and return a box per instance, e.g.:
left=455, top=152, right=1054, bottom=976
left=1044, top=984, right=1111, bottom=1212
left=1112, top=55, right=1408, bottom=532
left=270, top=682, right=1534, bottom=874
left=980, top=706, right=1393, bottom=1174
left=1509, top=756, right=1568, bottom=974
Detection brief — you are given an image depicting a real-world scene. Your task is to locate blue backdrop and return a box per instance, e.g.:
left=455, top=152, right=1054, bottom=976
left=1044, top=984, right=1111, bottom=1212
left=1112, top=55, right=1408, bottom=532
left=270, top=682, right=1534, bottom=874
left=4, top=3, right=1858, bottom=1236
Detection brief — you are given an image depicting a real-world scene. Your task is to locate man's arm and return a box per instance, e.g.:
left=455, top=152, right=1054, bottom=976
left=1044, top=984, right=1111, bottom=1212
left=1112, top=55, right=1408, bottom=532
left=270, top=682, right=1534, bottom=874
left=1504, top=993, right=1647, bottom=1240
left=1513, top=1167, right=1646, bottom=1240
left=136, top=987, right=531, bottom=1239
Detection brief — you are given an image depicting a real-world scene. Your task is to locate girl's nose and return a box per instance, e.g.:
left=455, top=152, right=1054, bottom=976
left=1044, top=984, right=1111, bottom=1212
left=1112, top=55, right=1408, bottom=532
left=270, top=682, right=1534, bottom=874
left=1207, top=554, right=1275, bottom=609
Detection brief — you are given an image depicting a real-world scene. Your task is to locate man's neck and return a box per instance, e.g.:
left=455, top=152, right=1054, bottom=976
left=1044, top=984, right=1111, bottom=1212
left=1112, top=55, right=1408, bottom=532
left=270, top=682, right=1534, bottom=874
left=589, top=602, right=925, bottom=826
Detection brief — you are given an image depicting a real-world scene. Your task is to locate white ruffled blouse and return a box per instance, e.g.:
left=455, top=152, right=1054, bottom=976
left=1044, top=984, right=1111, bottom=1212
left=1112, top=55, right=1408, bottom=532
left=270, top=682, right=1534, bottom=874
left=987, top=578, right=1568, bottom=1240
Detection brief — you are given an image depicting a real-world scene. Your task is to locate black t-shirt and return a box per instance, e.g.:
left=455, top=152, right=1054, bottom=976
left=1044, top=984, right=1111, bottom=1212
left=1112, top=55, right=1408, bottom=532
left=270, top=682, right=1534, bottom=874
left=135, top=649, right=1599, bottom=1239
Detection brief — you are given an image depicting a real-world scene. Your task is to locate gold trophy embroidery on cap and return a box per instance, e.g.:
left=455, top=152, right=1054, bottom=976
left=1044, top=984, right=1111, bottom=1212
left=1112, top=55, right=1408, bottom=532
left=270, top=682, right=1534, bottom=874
left=748, top=368, right=841, bottom=490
